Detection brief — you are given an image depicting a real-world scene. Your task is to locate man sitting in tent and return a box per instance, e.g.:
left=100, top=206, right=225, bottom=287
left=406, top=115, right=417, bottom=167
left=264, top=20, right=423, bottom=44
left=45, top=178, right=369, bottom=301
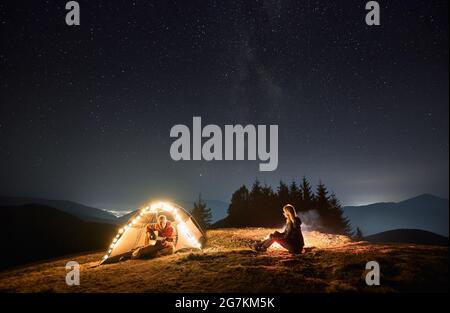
left=131, top=214, right=175, bottom=259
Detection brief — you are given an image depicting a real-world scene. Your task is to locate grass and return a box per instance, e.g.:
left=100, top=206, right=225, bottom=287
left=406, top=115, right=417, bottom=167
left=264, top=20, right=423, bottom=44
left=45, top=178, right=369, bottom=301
left=0, top=228, right=447, bottom=293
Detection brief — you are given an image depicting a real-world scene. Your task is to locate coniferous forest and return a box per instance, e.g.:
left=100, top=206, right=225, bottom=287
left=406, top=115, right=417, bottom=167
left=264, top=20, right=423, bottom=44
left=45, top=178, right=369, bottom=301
left=213, top=177, right=352, bottom=236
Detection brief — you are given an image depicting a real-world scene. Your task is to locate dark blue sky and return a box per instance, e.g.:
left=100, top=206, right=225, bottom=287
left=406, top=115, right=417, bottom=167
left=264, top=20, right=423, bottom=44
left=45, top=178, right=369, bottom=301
left=0, top=0, right=448, bottom=211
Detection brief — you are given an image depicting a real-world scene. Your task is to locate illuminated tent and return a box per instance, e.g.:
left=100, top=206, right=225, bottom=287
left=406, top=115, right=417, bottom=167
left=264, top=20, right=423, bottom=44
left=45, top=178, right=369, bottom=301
left=100, top=201, right=205, bottom=264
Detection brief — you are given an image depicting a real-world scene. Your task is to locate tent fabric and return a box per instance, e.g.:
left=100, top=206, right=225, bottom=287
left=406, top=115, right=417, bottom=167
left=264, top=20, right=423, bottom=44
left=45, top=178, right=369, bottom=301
left=101, top=202, right=205, bottom=264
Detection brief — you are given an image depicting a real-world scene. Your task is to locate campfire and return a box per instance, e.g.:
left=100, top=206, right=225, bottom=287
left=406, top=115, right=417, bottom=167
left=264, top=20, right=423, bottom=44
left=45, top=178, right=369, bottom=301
left=206, top=228, right=352, bottom=251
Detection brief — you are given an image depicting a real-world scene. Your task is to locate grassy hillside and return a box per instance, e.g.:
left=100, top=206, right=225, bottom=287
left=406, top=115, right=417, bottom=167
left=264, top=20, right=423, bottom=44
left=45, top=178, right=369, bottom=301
left=0, top=228, right=447, bottom=292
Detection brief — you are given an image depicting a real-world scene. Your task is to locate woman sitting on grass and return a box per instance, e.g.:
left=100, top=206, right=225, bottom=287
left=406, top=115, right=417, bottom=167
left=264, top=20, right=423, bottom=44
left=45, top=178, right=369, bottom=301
left=253, top=204, right=304, bottom=254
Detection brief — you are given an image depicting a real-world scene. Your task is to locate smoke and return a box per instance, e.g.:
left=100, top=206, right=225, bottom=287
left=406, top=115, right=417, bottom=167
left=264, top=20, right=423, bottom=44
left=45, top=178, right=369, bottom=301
left=298, top=210, right=322, bottom=232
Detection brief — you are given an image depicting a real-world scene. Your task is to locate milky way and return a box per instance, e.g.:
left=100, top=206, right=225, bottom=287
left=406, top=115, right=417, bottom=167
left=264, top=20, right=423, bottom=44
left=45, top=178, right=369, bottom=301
left=0, top=0, right=448, bottom=209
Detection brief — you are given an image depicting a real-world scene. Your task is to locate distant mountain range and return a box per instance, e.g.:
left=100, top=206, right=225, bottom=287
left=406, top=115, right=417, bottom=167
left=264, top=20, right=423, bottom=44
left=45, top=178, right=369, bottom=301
left=0, top=196, right=118, bottom=224
left=344, top=194, right=449, bottom=237
left=364, top=229, right=448, bottom=246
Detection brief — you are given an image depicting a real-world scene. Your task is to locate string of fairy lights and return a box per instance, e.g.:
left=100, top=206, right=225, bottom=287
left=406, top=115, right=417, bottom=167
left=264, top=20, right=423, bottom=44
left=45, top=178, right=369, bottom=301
left=102, top=202, right=202, bottom=262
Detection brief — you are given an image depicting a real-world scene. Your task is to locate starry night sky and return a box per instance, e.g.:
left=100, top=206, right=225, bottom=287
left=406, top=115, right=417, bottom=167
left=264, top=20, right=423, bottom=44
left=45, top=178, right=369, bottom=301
left=0, top=0, right=448, bottom=211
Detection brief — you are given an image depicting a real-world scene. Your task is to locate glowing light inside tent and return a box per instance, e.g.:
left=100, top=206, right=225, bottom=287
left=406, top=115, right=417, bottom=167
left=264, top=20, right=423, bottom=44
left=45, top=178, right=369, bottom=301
left=101, top=201, right=202, bottom=262
left=270, top=242, right=283, bottom=250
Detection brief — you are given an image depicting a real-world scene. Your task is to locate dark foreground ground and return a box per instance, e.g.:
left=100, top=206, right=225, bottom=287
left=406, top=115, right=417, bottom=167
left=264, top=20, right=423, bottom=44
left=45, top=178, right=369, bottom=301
left=0, top=228, right=447, bottom=292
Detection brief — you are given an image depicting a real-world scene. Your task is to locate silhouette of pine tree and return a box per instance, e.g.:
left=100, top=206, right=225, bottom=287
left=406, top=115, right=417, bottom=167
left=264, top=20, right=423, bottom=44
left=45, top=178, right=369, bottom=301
left=248, top=179, right=268, bottom=226
left=328, top=193, right=352, bottom=236
left=226, top=185, right=249, bottom=227
left=262, top=183, right=278, bottom=225
left=191, top=194, right=213, bottom=230
left=289, top=181, right=302, bottom=210
left=300, top=177, right=314, bottom=212
left=277, top=180, right=290, bottom=207
left=314, top=181, right=330, bottom=231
